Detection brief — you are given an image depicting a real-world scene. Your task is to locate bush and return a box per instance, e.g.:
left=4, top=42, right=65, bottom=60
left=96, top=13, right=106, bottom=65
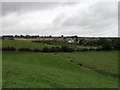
left=42, top=46, right=75, bottom=52
left=102, top=42, right=112, bottom=50
left=49, top=47, right=61, bottom=52
left=2, top=47, right=16, bottom=51
left=61, top=46, right=74, bottom=52
left=42, top=47, right=50, bottom=52
left=33, top=49, right=41, bottom=52
left=49, top=47, right=56, bottom=52
left=113, top=39, right=120, bottom=50
left=18, top=48, right=32, bottom=51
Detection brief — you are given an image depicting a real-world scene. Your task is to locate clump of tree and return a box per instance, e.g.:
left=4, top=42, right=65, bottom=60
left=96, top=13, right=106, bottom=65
left=78, top=38, right=120, bottom=50
left=18, top=48, right=32, bottom=51
left=42, top=47, right=50, bottom=52
left=2, top=47, right=16, bottom=51
left=112, top=39, right=120, bottom=50
left=49, top=47, right=61, bottom=52
left=98, top=38, right=120, bottom=50
left=42, top=46, right=75, bottom=52
left=96, top=38, right=112, bottom=50
left=33, top=49, right=41, bottom=52
left=2, top=35, right=14, bottom=40
left=14, top=35, right=40, bottom=39
left=61, top=46, right=75, bottom=52
left=78, top=39, right=86, bottom=45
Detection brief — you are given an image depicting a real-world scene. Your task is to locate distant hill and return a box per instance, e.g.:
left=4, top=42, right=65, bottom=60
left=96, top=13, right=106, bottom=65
left=2, top=40, right=59, bottom=50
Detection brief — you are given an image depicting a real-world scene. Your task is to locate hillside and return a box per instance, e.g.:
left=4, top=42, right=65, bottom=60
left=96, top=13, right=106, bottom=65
left=61, top=51, right=118, bottom=78
left=3, top=51, right=118, bottom=88
left=2, top=40, right=59, bottom=50
left=2, top=40, right=100, bottom=51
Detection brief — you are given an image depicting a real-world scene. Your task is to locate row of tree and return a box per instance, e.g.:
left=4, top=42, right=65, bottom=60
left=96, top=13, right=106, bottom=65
left=2, top=35, right=67, bottom=39
left=2, top=46, right=75, bottom=52
left=78, top=38, right=120, bottom=50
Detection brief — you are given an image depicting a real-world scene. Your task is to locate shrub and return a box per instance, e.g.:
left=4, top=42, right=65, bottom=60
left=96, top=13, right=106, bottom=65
left=49, top=47, right=61, bottom=52
left=80, top=49, right=89, bottom=51
left=2, top=47, right=16, bottom=51
left=42, top=47, right=50, bottom=52
left=49, top=47, right=56, bottom=52
left=61, top=46, right=75, bottom=52
left=42, top=46, right=75, bottom=52
left=33, top=49, right=40, bottom=52
left=18, top=48, right=31, bottom=51
left=113, top=39, right=120, bottom=50
left=102, top=42, right=112, bottom=50
left=67, top=48, right=75, bottom=52
left=55, top=47, right=61, bottom=52
left=98, top=38, right=113, bottom=50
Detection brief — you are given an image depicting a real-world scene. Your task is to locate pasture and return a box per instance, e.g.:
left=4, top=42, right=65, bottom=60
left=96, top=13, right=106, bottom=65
left=2, top=51, right=118, bottom=88
left=2, top=40, right=100, bottom=51
left=2, top=40, right=58, bottom=50
left=60, top=51, right=118, bottom=78
left=2, top=40, right=101, bottom=50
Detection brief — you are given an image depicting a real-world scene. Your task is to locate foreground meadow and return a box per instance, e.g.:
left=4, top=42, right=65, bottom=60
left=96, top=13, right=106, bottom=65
left=61, top=51, right=118, bottom=78
left=2, top=51, right=118, bottom=88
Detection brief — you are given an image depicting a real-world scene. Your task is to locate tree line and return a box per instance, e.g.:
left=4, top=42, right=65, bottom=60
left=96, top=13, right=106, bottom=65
left=2, top=46, right=75, bottom=52
left=78, top=38, right=120, bottom=50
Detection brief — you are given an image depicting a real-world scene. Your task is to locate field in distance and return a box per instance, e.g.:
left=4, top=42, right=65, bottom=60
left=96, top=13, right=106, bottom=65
left=2, top=40, right=58, bottom=50
left=2, top=40, right=100, bottom=50
left=3, top=51, right=118, bottom=88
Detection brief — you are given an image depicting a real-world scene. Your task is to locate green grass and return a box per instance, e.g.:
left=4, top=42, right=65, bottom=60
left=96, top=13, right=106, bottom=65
left=42, top=41, right=77, bottom=48
left=2, top=40, right=59, bottom=50
left=2, top=40, right=100, bottom=50
left=37, top=41, right=101, bottom=50
left=3, top=51, right=118, bottom=88
left=61, top=51, right=118, bottom=77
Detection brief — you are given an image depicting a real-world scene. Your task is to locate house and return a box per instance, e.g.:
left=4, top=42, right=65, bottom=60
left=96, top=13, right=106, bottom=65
left=65, top=37, right=76, bottom=43
left=2, top=35, right=104, bottom=43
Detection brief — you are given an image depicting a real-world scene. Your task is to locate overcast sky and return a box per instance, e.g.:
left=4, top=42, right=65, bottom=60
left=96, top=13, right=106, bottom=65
left=2, top=1, right=118, bottom=37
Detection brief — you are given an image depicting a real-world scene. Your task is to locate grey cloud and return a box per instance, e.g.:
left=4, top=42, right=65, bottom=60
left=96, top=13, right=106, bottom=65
left=2, top=2, right=61, bottom=15
left=61, top=2, right=78, bottom=6
left=2, top=2, right=78, bottom=16
left=2, top=2, right=118, bottom=37
left=53, top=2, right=117, bottom=36
left=59, top=3, right=116, bottom=26
left=118, top=2, right=120, bottom=36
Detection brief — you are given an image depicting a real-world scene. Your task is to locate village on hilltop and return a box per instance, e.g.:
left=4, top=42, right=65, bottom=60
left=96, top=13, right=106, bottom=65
left=2, top=35, right=112, bottom=43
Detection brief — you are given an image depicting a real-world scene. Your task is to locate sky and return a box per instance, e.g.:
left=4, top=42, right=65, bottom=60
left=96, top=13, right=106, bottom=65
left=2, top=1, right=118, bottom=37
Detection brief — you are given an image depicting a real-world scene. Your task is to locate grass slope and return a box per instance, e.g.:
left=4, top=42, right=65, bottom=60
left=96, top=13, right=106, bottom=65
left=61, top=51, right=118, bottom=77
left=2, top=40, right=58, bottom=50
left=3, top=51, right=118, bottom=88
left=2, top=40, right=100, bottom=50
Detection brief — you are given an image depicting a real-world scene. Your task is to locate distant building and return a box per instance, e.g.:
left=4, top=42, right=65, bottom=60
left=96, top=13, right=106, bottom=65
left=3, top=35, right=116, bottom=44
left=66, top=38, right=75, bottom=43
left=14, top=38, right=40, bottom=41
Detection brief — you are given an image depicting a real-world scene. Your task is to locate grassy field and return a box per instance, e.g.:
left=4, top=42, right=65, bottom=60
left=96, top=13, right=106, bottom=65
left=2, top=40, right=100, bottom=50
left=33, top=40, right=101, bottom=50
left=60, top=51, right=118, bottom=78
left=3, top=51, right=118, bottom=88
left=2, top=40, right=58, bottom=50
